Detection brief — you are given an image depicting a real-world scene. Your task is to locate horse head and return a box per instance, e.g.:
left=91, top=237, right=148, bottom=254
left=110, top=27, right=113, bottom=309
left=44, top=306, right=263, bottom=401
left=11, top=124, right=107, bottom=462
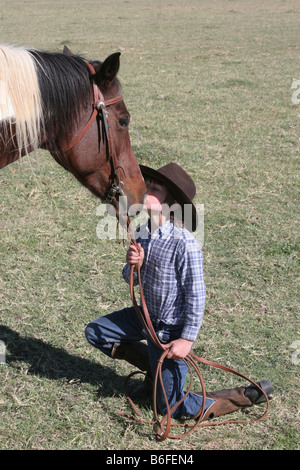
left=57, top=46, right=146, bottom=221
left=0, top=44, right=146, bottom=223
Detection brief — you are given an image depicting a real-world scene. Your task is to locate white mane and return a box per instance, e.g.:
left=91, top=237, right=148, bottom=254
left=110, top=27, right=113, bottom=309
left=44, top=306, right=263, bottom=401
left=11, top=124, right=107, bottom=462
left=0, top=44, right=43, bottom=153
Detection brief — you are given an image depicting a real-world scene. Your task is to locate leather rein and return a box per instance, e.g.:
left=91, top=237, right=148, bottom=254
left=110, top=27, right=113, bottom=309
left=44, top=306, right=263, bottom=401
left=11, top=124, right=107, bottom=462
left=63, top=62, right=125, bottom=204
left=124, top=224, right=270, bottom=442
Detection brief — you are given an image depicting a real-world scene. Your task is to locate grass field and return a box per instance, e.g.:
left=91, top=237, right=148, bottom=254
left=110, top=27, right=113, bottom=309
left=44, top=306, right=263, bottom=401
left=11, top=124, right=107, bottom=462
left=0, top=0, right=299, bottom=450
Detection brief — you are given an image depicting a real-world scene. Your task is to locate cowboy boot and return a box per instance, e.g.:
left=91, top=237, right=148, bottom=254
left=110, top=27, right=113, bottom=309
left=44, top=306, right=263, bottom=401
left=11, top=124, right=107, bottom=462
left=112, top=341, right=153, bottom=399
left=197, top=380, right=274, bottom=421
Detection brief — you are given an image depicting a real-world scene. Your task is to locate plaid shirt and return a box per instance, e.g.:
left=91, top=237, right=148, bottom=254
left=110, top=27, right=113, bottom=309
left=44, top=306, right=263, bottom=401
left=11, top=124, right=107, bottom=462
left=122, top=220, right=206, bottom=342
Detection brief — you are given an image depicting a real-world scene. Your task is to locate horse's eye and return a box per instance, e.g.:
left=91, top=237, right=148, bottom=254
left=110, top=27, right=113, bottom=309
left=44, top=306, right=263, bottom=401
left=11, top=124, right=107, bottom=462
left=119, top=116, right=130, bottom=128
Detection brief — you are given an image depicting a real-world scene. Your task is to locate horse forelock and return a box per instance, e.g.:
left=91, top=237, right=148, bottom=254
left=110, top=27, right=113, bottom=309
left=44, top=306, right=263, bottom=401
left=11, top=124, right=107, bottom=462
left=0, top=44, right=42, bottom=154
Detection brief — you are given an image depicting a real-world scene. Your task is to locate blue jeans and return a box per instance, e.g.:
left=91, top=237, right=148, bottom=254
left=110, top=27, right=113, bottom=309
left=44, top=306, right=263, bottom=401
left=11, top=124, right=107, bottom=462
left=85, top=306, right=214, bottom=419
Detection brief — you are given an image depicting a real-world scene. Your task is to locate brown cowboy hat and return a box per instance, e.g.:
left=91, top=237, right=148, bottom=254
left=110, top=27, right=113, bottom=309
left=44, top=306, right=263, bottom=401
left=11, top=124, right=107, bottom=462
left=140, top=162, right=198, bottom=232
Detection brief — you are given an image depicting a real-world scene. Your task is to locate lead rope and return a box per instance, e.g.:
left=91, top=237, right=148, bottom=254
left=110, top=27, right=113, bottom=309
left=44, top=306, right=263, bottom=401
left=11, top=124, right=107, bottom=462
left=122, top=220, right=269, bottom=441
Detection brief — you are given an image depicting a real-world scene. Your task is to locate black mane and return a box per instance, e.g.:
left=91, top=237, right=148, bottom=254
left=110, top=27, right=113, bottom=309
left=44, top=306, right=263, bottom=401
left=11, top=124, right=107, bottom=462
left=29, top=50, right=92, bottom=148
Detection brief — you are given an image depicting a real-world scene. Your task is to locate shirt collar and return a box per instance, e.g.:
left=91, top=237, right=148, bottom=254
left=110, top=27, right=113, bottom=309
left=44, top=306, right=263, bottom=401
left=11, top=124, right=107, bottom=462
left=150, top=219, right=174, bottom=239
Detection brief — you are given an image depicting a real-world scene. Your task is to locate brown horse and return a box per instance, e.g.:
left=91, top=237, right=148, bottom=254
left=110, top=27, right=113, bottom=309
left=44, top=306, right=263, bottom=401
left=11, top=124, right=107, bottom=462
left=0, top=44, right=146, bottom=216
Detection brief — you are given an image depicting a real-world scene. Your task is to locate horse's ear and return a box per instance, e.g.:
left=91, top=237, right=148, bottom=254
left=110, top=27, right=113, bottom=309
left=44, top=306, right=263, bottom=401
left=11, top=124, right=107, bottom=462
left=63, top=45, right=74, bottom=56
left=96, top=52, right=121, bottom=86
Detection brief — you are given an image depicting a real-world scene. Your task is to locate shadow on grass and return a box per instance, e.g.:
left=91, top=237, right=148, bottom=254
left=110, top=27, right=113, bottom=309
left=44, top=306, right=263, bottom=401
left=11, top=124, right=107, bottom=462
left=0, top=325, right=128, bottom=397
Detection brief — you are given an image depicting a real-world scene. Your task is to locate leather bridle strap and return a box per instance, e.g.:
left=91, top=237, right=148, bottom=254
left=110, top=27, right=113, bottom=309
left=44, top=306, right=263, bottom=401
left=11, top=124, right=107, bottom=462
left=62, top=63, right=126, bottom=204
left=63, top=64, right=123, bottom=188
left=64, top=63, right=123, bottom=152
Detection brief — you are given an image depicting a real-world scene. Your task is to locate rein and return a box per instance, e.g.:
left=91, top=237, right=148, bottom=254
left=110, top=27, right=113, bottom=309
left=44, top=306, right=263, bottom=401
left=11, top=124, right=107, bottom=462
left=124, top=222, right=270, bottom=441
left=63, top=63, right=125, bottom=203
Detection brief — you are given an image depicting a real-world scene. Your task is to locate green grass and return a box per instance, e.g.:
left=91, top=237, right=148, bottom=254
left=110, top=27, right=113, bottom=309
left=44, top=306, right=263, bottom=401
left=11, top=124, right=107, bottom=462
left=0, top=0, right=299, bottom=450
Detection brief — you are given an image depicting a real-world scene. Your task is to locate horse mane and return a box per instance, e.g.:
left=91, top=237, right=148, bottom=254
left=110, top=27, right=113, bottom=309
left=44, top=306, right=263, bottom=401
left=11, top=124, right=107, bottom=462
left=30, top=48, right=91, bottom=150
left=0, top=44, right=92, bottom=154
left=0, top=44, right=43, bottom=154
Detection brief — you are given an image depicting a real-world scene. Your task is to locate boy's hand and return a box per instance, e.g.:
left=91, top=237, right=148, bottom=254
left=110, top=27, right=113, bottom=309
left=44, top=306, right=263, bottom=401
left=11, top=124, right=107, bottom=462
left=126, top=243, right=144, bottom=271
left=163, top=338, right=193, bottom=360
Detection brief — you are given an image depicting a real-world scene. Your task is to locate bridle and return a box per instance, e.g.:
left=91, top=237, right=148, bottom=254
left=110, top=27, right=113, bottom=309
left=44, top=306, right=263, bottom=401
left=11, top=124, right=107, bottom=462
left=63, top=62, right=125, bottom=204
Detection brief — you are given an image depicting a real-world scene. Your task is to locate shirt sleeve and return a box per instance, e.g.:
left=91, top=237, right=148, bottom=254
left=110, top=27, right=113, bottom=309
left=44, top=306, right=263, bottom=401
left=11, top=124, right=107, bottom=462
left=122, top=263, right=138, bottom=286
left=178, top=239, right=206, bottom=342
left=122, top=222, right=149, bottom=286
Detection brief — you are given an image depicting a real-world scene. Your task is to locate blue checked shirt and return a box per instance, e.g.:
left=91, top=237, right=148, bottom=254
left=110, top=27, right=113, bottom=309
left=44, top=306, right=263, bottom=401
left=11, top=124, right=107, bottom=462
left=122, top=220, right=206, bottom=342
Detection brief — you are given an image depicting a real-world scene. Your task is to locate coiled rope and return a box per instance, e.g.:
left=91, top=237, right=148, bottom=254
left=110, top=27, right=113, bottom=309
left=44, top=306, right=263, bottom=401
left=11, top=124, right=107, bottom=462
left=120, top=223, right=269, bottom=441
